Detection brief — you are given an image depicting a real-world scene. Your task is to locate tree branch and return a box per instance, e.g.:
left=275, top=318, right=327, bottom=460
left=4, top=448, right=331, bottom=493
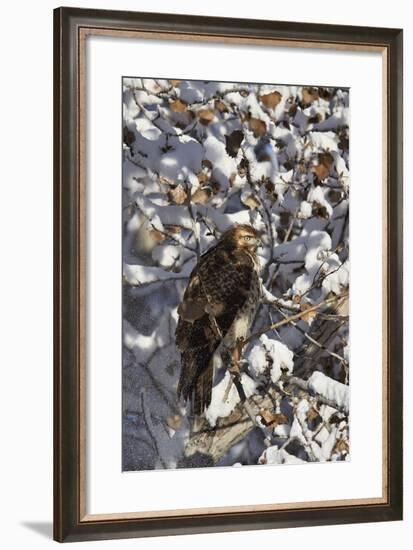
left=185, top=388, right=276, bottom=464
left=244, top=291, right=348, bottom=347
left=272, top=302, right=348, bottom=366
left=283, top=375, right=348, bottom=414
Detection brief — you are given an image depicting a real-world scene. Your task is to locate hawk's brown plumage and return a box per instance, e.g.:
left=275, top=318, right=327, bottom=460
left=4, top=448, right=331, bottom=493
left=175, top=224, right=261, bottom=415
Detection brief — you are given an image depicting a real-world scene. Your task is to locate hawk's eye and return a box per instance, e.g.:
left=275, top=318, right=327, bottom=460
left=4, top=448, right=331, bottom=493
left=243, top=235, right=252, bottom=241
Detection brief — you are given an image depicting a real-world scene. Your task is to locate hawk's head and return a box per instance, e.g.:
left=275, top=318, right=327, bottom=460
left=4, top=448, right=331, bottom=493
left=220, top=224, right=262, bottom=255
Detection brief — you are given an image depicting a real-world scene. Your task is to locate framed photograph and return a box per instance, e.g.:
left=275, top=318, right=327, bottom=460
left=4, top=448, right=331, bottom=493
left=53, top=6, right=403, bottom=542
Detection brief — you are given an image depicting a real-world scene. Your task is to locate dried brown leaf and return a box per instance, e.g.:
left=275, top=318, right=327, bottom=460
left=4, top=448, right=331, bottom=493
left=197, top=172, right=210, bottom=185
left=260, top=410, right=288, bottom=427
left=318, top=87, right=332, bottom=100
left=167, top=185, right=187, bottom=205
left=260, top=91, right=282, bottom=109
left=148, top=229, right=165, bottom=244
left=214, top=99, right=228, bottom=113
left=308, top=113, right=322, bottom=124
left=197, top=109, right=215, bottom=125
left=265, top=180, right=275, bottom=194
left=170, top=99, right=188, bottom=113
left=319, top=152, right=334, bottom=169
left=312, top=202, right=330, bottom=220
left=313, top=163, right=329, bottom=182
left=192, top=187, right=212, bottom=205
left=329, top=413, right=343, bottom=425
left=123, top=126, right=135, bottom=147
left=225, top=130, right=244, bottom=157
left=300, top=303, right=317, bottom=323
left=242, top=194, right=260, bottom=209
left=210, top=181, right=221, bottom=194
left=313, top=154, right=333, bottom=183
left=166, top=415, right=183, bottom=430
left=288, top=102, right=298, bottom=116
left=249, top=117, right=267, bottom=138
left=164, top=224, right=182, bottom=234
left=302, top=87, right=319, bottom=105
left=334, top=438, right=349, bottom=453
left=306, top=407, right=320, bottom=421
left=159, top=175, right=175, bottom=186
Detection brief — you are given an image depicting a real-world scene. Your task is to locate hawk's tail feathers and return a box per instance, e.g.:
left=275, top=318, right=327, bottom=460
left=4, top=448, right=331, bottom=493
left=192, top=367, right=213, bottom=416
left=177, top=348, right=214, bottom=416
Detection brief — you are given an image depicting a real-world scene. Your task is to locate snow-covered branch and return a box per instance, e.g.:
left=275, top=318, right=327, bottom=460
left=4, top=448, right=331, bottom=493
left=285, top=372, right=349, bottom=414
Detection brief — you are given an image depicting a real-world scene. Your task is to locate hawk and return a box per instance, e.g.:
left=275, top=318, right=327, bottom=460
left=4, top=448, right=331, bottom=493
left=175, top=224, right=262, bottom=415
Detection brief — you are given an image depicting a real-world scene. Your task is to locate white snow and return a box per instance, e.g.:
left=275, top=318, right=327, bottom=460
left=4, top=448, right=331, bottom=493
left=205, top=372, right=257, bottom=428
left=308, top=131, right=339, bottom=152
left=300, top=200, right=313, bottom=219
left=152, top=244, right=180, bottom=269
left=321, top=425, right=339, bottom=459
left=135, top=117, right=162, bottom=141
left=158, top=135, right=203, bottom=182
left=273, top=423, right=290, bottom=438
left=259, top=445, right=306, bottom=465
left=123, top=317, right=170, bottom=361
left=248, top=344, right=268, bottom=375
left=291, top=229, right=347, bottom=296
left=203, top=135, right=238, bottom=189
left=308, top=371, right=349, bottom=413
left=322, top=259, right=350, bottom=295
left=248, top=335, right=294, bottom=382
left=308, top=186, right=333, bottom=218
left=123, top=262, right=193, bottom=286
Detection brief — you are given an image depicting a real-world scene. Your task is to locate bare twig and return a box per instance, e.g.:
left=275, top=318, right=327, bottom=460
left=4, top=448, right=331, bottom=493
left=283, top=207, right=299, bottom=243
left=126, top=275, right=189, bottom=289
left=261, top=285, right=300, bottom=312
left=184, top=181, right=202, bottom=259
left=273, top=258, right=305, bottom=265
left=244, top=292, right=348, bottom=346
left=131, top=91, right=198, bottom=137
left=301, top=246, right=345, bottom=299
left=272, top=303, right=348, bottom=366
left=242, top=148, right=276, bottom=268
left=150, top=221, right=197, bottom=254
left=132, top=198, right=198, bottom=255
left=138, top=360, right=180, bottom=415
left=140, top=388, right=168, bottom=469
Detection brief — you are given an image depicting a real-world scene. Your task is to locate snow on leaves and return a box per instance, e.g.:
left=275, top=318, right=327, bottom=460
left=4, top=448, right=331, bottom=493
left=248, top=335, right=293, bottom=383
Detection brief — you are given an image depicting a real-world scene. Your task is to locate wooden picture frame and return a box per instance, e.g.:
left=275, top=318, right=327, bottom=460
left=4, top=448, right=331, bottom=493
left=53, top=6, right=403, bottom=542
